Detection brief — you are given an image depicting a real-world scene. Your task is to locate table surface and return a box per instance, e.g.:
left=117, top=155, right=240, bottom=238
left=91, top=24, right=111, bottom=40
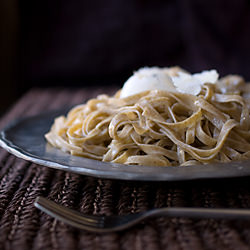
left=1, top=87, right=250, bottom=250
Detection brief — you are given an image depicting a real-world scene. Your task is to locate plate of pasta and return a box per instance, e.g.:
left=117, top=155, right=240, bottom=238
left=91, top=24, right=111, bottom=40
left=1, top=66, right=250, bottom=181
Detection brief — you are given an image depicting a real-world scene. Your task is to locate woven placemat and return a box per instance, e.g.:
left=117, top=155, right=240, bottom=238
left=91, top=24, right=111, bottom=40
left=1, top=87, right=250, bottom=250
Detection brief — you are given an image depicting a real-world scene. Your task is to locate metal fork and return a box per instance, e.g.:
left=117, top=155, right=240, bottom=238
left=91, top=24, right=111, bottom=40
left=34, top=196, right=250, bottom=233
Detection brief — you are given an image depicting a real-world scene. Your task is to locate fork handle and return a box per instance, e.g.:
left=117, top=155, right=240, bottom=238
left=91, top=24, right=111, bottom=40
left=147, top=207, right=250, bottom=220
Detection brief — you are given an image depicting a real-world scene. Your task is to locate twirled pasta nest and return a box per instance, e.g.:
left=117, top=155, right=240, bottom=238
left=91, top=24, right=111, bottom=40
left=46, top=75, right=250, bottom=166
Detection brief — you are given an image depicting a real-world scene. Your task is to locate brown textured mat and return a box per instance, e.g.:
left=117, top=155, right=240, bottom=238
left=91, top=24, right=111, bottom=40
left=1, top=87, right=250, bottom=250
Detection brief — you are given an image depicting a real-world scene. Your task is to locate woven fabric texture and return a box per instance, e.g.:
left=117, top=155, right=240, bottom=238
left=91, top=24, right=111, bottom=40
left=1, top=88, right=250, bottom=250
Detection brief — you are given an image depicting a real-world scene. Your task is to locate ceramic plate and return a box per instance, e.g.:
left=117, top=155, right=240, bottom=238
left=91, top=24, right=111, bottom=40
left=1, top=110, right=250, bottom=181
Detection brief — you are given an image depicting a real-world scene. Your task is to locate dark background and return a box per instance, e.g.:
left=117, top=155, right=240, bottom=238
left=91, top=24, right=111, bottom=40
left=1, top=0, right=250, bottom=114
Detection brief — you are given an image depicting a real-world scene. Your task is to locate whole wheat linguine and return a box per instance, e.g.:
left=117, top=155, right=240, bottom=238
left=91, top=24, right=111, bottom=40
left=45, top=70, right=250, bottom=166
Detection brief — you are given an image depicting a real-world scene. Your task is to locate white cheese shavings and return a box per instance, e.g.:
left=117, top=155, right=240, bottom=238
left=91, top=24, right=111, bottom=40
left=120, top=67, right=176, bottom=98
left=193, top=70, right=219, bottom=84
left=172, top=70, right=219, bottom=95
left=120, top=67, right=219, bottom=98
left=172, top=72, right=201, bottom=95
